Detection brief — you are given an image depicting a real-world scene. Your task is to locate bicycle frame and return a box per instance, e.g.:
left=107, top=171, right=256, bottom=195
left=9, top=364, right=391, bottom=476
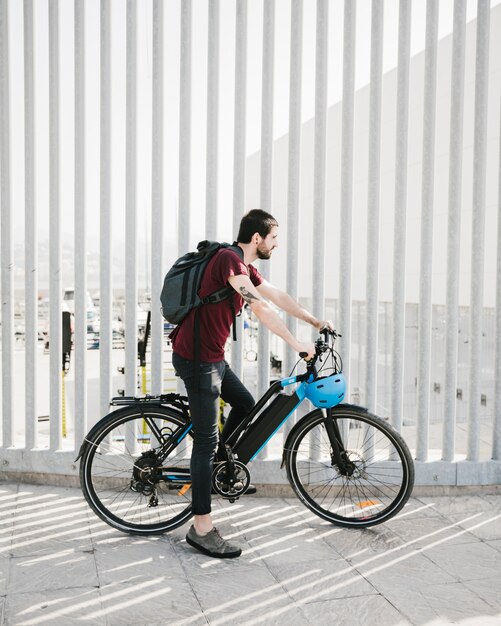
left=225, top=377, right=304, bottom=463
left=101, top=340, right=347, bottom=480
left=79, top=328, right=415, bottom=533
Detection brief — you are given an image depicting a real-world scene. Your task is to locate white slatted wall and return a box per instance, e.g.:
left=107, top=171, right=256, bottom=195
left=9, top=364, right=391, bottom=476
left=0, top=0, right=500, bottom=486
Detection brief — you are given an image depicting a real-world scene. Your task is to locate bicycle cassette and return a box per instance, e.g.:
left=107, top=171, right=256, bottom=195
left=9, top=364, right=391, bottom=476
left=211, top=460, right=251, bottom=501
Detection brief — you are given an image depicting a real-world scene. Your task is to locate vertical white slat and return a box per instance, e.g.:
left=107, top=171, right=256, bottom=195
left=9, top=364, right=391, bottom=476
left=24, top=0, right=38, bottom=449
left=125, top=0, right=138, bottom=398
left=0, top=0, right=13, bottom=448
left=416, top=0, right=438, bottom=462
left=257, top=0, right=275, bottom=407
left=283, top=0, right=303, bottom=404
left=100, top=0, right=112, bottom=416
left=205, top=0, right=219, bottom=240
left=443, top=0, right=466, bottom=462
left=49, top=0, right=62, bottom=451
left=308, top=0, right=329, bottom=462
left=339, top=0, right=356, bottom=389
left=312, top=0, right=328, bottom=331
left=179, top=0, right=192, bottom=253
left=231, top=0, right=247, bottom=380
left=151, top=0, right=164, bottom=395
left=390, top=0, right=411, bottom=434
left=365, top=0, right=383, bottom=414
left=494, top=83, right=501, bottom=461
left=467, top=0, right=490, bottom=462
left=74, top=0, right=87, bottom=445
left=176, top=0, right=192, bottom=398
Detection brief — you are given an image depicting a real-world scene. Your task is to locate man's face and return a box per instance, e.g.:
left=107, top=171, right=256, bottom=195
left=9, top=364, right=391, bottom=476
left=256, top=226, right=278, bottom=260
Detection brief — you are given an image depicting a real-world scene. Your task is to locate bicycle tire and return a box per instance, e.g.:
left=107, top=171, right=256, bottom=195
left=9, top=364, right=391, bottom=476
left=284, top=405, right=414, bottom=528
left=80, top=405, right=193, bottom=535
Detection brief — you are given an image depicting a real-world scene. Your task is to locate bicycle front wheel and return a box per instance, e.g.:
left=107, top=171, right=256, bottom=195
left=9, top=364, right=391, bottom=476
left=80, top=406, right=193, bottom=535
left=284, top=405, right=414, bottom=528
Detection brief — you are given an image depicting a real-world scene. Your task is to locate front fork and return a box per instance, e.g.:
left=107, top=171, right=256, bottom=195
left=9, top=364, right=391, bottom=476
left=324, top=408, right=356, bottom=476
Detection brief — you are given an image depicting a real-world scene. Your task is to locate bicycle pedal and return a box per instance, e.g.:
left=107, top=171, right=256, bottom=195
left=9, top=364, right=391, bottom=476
left=177, top=483, right=191, bottom=496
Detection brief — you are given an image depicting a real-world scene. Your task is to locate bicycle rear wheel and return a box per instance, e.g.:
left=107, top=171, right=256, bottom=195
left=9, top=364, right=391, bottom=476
left=284, top=405, right=414, bottom=528
left=80, top=406, right=193, bottom=535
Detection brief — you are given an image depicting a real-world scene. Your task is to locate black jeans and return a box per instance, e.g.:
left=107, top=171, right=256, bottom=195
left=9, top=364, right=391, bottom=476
left=172, top=352, right=255, bottom=515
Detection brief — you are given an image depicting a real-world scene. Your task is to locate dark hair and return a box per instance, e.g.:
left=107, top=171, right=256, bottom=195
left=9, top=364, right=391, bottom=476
left=237, top=209, right=279, bottom=243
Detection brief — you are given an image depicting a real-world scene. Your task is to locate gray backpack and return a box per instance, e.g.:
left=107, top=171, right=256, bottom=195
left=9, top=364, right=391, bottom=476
left=160, top=240, right=243, bottom=325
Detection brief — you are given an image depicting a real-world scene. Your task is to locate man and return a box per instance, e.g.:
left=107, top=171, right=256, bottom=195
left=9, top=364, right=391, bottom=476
left=171, top=209, right=333, bottom=558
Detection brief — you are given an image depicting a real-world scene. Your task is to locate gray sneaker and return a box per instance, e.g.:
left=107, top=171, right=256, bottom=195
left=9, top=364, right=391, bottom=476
left=185, top=525, right=242, bottom=559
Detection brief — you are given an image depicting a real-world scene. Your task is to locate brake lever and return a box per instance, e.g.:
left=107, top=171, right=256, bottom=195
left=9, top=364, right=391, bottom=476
left=321, top=328, right=342, bottom=340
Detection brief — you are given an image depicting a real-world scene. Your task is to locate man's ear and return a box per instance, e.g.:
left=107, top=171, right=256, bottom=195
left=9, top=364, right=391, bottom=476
left=253, top=233, right=261, bottom=245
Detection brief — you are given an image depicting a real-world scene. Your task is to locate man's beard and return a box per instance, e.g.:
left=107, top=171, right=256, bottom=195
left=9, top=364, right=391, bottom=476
left=256, top=244, right=273, bottom=260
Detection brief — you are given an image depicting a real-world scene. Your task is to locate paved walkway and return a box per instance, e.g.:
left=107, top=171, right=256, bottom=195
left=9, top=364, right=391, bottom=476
left=0, top=482, right=500, bottom=625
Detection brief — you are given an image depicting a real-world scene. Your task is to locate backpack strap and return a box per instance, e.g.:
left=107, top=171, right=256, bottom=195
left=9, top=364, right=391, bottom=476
left=199, top=243, right=244, bottom=339
left=193, top=243, right=244, bottom=387
left=227, top=244, right=244, bottom=341
left=200, top=285, right=234, bottom=305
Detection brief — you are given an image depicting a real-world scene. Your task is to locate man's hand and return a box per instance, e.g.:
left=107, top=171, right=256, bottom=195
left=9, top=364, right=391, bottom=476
left=296, top=342, right=316, bottom=361
left=316, top=319, right=335, bottom=332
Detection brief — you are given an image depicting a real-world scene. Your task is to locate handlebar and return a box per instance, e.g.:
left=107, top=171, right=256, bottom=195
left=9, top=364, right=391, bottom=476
left=294, top=329, right=342, bottom=382
left=299, top=328, right=341, bottom=361
left=296, top=332, right=339, bottom=382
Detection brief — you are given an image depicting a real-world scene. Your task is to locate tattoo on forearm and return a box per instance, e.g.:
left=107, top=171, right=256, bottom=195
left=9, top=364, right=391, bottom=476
left=239, top=287, right=260, bottom=305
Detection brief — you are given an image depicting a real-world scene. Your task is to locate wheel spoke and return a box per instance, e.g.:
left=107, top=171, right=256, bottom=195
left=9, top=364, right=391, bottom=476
left=80, top=408, right=193, bottom=534
left=286, top=408, right=414, bottom=527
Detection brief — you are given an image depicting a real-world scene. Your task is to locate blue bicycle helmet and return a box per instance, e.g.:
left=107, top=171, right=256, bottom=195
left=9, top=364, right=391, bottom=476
left=305, top=373, right=346, bottom=408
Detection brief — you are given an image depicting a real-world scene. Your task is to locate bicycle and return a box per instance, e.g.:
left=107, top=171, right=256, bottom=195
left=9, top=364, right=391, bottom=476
left=77, top=329, right=415, bottom=535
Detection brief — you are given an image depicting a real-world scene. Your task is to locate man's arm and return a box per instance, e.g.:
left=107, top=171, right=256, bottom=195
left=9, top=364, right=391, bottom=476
left=256, top=279, right=333, bottom=331
left=227, top=274, right=315, bottom=359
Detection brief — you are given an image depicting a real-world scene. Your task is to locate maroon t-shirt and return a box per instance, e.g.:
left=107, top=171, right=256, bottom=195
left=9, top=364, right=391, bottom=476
left=171, top=248, right=263, bottom=362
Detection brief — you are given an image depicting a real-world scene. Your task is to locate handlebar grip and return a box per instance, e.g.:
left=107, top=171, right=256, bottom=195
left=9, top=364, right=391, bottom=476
left=321, top=328, right=342, bottom=339
left=299, top=352, right=308, bottom=359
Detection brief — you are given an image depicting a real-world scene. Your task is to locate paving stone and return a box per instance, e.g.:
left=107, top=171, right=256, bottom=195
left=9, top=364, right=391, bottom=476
left=416, top=495, right=497, bottom=518
left=422, top=540, right=501, bottom=582
left=95, top=578, right=204, bottom=625
left=463, top=575, right=501, bottom=612
left=321, top=524, right=405, bottom=561
left=5, top=588, right=106, bottom=626
left=387, top=514, right=481, bottom=548
left=185, top=567, right=291, bottom=621
left=486, top=538, right=501, bottom=553
left=367, top=585, right=440, bottom=624
left=0, top=484, right=500, bottom=626
left=360, top=549, right=456, bottom=591
left=0, top=556, right=9, bottom=596
left=243, top=526, right=344, bottom=566
left=414, top=581, right=499, bottom=623
left=9, top=490, right=93, bottom=560
left=445, top=509, right=501, bottom=541
left=266, top=557, right=377, bottom=604
left=8, top=520, right=93, bottom=558
left=393, top=497, right=446, bottom=519
left=299, top=594, right=410, bottom=626
left=94, top=536, right=185, bottom=585
left=8, top=549, right=99, bottom=593
left=451, top=618, right=501, bottom=626
left=208, top=603, right=311, bottom=626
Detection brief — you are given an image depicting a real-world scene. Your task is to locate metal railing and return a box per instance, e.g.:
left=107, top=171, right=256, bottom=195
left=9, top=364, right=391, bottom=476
left=0, top=0, right=500, bottom=487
